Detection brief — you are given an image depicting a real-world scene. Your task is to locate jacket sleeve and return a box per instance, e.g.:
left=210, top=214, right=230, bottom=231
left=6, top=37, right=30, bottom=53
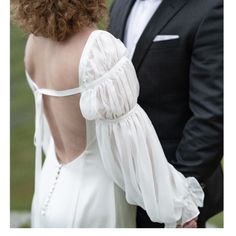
left=174, top=0, right=223, bottom=182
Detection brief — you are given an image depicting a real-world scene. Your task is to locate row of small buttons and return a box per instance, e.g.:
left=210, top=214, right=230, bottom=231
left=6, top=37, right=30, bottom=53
left=41, top=164, right=63, bottom=216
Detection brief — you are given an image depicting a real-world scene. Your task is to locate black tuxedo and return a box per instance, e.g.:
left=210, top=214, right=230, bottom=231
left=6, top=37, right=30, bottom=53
left=108, top=0, right=223, bottom=227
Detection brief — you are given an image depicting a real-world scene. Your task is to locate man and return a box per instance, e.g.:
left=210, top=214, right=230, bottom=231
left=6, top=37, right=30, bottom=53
left=108, top=0, right=223, bottom=228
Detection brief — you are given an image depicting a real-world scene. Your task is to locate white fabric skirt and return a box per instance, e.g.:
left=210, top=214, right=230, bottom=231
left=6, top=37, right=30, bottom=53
left=31, top=138, right=136, bottom=228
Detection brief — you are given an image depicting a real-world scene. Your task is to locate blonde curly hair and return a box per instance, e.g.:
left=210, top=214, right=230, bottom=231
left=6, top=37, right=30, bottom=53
left=11, top=0, right=107, bottom=41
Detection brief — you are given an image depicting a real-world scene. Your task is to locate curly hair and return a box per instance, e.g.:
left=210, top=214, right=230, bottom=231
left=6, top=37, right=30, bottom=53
left=11, top=0, right=107, bottom=41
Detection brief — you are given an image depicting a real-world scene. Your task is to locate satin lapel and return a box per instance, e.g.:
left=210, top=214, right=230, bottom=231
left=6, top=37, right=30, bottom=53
left=132, top=0, right=188, bottom=71
left=113, top=0, right=136, bottom=40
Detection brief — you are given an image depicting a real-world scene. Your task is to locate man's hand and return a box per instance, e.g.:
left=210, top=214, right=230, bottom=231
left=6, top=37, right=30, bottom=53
left=177, top=218, right=198, bottom=228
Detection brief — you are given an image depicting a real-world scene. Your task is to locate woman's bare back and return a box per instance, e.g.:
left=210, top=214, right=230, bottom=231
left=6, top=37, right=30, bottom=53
left=25, top=27, right=96, bottom=164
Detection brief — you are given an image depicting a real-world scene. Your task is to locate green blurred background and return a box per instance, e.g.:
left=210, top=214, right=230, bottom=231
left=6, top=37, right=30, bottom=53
left=10, top=0, right=223, bottom=227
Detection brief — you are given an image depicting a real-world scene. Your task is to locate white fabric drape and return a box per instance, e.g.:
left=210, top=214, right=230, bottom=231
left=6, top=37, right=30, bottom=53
left=79, top=31, right=204, bottom=227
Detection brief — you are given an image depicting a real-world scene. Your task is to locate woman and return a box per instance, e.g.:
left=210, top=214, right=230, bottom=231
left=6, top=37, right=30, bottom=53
left=11, top=0, right=204, bottom=228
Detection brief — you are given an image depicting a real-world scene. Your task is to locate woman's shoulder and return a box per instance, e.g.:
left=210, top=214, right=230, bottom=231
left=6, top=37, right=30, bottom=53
left=24, top=34, right=35, bottom=74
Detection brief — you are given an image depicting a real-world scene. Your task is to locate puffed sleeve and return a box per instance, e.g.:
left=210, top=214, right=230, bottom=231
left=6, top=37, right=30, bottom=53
left=79, top=31, right=204, bottom=227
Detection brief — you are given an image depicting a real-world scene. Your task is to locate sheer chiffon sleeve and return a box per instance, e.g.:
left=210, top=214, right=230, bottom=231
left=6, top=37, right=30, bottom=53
left=79, top=31, right=204, bottom=227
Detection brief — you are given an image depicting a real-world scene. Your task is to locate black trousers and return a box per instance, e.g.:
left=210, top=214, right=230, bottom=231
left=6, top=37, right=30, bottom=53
left=136, top=207, right=206, bottom=228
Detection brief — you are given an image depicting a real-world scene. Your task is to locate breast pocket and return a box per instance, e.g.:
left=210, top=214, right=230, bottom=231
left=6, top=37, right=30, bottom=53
left=150, top=38, right=180, bottom=52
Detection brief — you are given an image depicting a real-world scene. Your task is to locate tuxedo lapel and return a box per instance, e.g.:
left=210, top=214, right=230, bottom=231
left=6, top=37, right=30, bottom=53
left=112, top=0, right=135, bottom=39
left=132, top=0, right=188, bottom=71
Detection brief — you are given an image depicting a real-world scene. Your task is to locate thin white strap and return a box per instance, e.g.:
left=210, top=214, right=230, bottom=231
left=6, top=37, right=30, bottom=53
left=96, top=104, right=140, bottom=124
left=38, top=86, right=84, bottom=97
left=34, top=91, right=43, bottom=194
left=25, top=70, right=85, bottom=97
left=25, top=71, right=36, bottom=91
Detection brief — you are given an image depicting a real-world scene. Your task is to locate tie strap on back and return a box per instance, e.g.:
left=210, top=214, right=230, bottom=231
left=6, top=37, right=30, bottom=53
left=25, top=71, right=85, bottom=194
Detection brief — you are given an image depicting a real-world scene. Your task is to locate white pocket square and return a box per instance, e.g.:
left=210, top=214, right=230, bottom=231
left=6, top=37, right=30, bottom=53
left=153, top=35, right=179, bottom=42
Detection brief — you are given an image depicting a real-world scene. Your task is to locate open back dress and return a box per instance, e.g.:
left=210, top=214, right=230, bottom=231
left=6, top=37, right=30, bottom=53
left=26, top=30, right=204, bottom=228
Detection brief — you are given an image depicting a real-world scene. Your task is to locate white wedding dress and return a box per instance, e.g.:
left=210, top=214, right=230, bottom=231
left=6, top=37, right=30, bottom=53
left=26, top=30, right=204, bottom=228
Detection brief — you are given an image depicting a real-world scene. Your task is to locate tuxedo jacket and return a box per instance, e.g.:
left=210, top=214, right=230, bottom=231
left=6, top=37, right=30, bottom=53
left=108, top=0, right=223, bottom=226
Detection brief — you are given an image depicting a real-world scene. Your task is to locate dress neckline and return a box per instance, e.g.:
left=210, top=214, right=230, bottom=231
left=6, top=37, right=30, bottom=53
left=25, top=29, right=104, bottom=97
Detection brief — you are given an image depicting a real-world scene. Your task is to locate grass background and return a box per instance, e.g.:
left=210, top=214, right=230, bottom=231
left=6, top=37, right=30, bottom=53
left=10, top=0, right=223, bottom=227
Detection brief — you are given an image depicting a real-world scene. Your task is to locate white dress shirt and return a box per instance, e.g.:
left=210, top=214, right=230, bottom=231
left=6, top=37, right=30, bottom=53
left=124, top=0, right=163, bottom=59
